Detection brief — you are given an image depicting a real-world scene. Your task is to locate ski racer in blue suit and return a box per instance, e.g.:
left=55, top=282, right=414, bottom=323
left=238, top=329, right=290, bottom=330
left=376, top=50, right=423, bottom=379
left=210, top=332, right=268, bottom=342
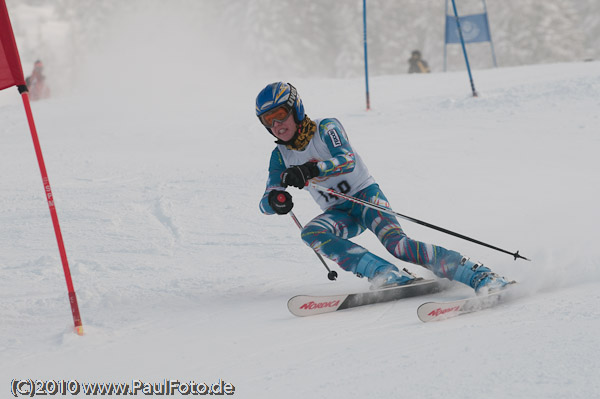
left=256, top=82, right=511, bottom=292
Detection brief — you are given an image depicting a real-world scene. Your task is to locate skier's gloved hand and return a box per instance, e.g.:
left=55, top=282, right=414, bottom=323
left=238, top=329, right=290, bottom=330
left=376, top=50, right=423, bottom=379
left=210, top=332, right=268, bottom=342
left=268, top=190, right=293, bottom=215
left=281, top=162, right=320, bottom=189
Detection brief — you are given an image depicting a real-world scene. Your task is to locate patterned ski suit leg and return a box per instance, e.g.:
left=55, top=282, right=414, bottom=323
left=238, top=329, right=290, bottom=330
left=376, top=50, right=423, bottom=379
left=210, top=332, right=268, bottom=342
left=300, top=209, right=371, bottom=273
left=355, top=185, right=465, bottom=280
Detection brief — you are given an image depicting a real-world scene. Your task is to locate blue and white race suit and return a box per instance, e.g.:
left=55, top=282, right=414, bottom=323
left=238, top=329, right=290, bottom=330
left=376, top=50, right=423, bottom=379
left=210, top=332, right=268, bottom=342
left=260, top=118, right=464, bottom=280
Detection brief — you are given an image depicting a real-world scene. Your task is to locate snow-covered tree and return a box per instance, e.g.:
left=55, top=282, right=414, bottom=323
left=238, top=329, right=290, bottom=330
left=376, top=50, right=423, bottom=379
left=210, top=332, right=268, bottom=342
left=5, top=0, right=598, bottom=80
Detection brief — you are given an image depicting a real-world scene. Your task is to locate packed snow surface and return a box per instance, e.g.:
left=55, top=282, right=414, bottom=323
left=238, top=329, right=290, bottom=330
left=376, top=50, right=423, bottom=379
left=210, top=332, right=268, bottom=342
left=1, top=61, right=599, bottom=398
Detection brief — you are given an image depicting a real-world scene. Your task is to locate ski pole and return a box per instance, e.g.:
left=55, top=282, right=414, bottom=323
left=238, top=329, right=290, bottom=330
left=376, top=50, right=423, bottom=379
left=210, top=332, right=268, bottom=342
left=288, top=210, right=338, bottom=281
left=308, top=182, right=530, bottom=262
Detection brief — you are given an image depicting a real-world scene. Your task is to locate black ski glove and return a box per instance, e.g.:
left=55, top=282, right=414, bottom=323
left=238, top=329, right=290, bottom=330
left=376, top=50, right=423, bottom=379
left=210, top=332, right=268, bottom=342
left=268, top=190, right=293, bottom=215
left=281, top=162, right=320, bottom=189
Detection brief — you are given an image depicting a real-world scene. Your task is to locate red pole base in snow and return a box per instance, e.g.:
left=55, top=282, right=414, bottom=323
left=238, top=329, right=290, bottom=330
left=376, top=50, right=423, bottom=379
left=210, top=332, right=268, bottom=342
left=20, top=91, right=84, bottom=336
left=69, top=292, right=84, bottom=336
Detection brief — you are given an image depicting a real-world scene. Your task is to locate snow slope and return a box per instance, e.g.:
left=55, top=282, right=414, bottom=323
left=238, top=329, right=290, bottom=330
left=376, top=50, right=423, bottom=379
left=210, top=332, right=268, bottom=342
left=1, top=61, right=599, bottom=398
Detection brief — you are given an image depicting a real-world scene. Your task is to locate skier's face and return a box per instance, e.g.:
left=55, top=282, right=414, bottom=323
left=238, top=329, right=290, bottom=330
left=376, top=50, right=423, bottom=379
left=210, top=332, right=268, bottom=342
left=270, top=111, right=297, bottom=142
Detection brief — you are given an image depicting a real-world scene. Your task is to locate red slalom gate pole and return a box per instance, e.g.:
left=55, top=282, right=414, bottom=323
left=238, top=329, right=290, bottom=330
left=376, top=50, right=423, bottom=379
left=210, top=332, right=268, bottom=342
left=19, top=89, right=84, bottom=335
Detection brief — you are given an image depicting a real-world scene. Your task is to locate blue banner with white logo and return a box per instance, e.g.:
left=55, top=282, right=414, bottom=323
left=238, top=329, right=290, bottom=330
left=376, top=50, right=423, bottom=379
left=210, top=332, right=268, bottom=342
left=445, top=13, right=491, bottom=44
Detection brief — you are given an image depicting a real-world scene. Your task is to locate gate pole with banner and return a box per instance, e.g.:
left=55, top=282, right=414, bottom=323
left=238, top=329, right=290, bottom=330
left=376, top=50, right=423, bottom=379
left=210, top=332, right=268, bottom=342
left=444, top=0, right=497, bottom=71
left=449, top=0, right=478, bottom=97
left=0, top=0, right=84, bottom=336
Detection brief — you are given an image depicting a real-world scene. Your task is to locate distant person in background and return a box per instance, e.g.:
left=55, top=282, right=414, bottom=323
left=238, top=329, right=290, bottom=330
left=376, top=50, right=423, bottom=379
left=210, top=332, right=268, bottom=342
left=255, top=82, right=512, bottom=293
left=25, top=60, right=51, bottom=101
left=408, top=50, right=430, bottom=74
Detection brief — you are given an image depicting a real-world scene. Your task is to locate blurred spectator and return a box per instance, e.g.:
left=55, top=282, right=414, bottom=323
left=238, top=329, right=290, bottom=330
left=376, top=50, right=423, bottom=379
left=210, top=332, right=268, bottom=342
left=25, top=60, right=51, bottom=101
left=408, top=50, right=430, bottom=74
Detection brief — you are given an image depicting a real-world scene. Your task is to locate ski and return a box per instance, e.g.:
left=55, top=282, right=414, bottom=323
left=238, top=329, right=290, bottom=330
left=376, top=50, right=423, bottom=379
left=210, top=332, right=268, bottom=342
left=288, top=279, right=452, bottom=317
left=417, top=283, right=517, bottom=322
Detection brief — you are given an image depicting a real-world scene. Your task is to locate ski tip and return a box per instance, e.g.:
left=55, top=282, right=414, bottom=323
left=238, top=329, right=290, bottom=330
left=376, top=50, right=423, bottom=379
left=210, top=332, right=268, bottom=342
left=417, top=301, right=462, bottom=322
left=418, top=281, right=517, bottom=322
left=287, top=294, right=347, bottom=317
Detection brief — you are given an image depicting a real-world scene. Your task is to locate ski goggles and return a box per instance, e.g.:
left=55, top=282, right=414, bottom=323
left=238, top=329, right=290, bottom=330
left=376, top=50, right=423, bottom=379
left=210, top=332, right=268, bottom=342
left=260, top=105, right=292, bottom=128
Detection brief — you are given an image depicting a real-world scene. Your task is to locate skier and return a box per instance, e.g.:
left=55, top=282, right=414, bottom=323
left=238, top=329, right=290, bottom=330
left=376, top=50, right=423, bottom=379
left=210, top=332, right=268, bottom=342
left=25, top=60, right=51, bottom=101
left=256, top=82, right=510, bottom=293
left=408, top=50, right=430, bottom=74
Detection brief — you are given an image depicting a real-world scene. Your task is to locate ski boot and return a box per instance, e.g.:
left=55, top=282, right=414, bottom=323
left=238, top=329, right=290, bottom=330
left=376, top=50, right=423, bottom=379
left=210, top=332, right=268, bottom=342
left=354, top=253, right=417, bottom=289
left=453, top=257, right=511, bottom=294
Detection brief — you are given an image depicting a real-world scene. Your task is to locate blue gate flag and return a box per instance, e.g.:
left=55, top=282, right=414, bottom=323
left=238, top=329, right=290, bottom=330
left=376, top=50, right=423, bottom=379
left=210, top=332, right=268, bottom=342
left=445, top=13, right=491, bottom=44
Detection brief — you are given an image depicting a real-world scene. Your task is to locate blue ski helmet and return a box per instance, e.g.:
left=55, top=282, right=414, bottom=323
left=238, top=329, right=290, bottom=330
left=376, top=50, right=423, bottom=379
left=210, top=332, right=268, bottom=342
left=255, top=82, right=305, bottom=125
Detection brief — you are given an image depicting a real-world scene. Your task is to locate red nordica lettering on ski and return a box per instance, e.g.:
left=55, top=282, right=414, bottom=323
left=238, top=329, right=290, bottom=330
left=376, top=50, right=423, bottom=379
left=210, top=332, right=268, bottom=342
left=300, top=300, right=341, bottom=310
left=428, top=305, right=460, bottom=317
